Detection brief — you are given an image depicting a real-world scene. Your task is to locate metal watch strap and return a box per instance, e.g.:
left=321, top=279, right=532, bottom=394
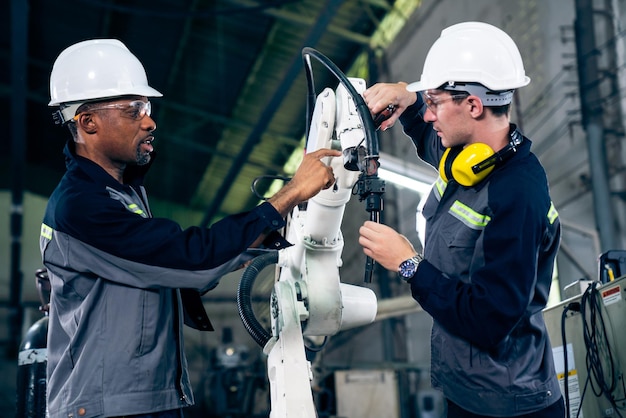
left=398, top=254, right=423, bottom=281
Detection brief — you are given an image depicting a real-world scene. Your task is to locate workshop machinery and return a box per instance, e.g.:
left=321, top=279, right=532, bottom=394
left=544, top=253, right=626, bottom=418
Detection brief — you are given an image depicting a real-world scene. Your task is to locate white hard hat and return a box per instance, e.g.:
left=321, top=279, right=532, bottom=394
left=406, top=21, right=530, bottom=94
left=49, top=39, right=162, bottom=107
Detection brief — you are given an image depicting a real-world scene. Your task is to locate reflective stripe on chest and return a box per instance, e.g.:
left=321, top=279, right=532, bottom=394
left=449, top=200, right=491, bottom=230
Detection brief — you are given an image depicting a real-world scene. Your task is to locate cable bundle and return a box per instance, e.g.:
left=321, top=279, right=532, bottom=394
left=579, top=282, right=624, bottom=417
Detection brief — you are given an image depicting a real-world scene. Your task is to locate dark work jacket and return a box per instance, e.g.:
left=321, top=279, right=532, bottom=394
left=399, top=96, right=562, bottom=416
left=40, top=141, right=288, bottom=418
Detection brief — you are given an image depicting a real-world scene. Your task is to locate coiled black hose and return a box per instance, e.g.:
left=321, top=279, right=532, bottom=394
left=237, top=251, right=279, bottom=348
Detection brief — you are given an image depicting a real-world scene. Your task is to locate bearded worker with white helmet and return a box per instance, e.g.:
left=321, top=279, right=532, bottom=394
left=359, top=22, right=564, bottom=417
left=42, top=39, right=340, bottom=418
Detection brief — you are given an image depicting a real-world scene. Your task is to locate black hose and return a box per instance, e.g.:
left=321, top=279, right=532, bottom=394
left=237, top=251, right=279, bottom=348
left=301, top=47, right=384, bottom=283
left=301, top=47, right=378, bottom=157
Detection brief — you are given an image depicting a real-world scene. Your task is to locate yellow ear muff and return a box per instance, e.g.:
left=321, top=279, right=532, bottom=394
left=439, top=143, right=495, bottom=187
left=438, top=147, right=453, bottom=183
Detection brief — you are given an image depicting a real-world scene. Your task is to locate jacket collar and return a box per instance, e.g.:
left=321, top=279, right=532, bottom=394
left=63, top=140, right=155, bottom=188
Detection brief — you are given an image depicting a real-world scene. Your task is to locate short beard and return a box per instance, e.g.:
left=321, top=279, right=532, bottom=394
left=136, top=148, right=151, bottom=166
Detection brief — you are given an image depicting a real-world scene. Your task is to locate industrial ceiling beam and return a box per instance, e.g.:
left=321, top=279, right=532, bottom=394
left=230, top=0, right=371, bottom=44
left=155, top=0, right=199, bottom=123
left=200, top=0, right=347, bottom=227
left=160, top=100, right=301, bottom=147
left=0, top=84, right=304, bottom=162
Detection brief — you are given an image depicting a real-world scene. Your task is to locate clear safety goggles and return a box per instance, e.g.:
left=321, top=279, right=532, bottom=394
left=421, top=92, right=468, bottom=113
left=72, top=100, right=152, bottom=121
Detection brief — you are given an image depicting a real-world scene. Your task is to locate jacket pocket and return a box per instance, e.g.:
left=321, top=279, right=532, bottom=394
left=136, top=288, right=162, bottom=355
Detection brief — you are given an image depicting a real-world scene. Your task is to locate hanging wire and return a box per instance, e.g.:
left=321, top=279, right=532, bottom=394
left=250, top=174, right=291, bottom=200
left=579, top=282, right=625, bottom=417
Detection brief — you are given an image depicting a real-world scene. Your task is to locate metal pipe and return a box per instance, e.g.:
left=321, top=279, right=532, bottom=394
left=574, top=0, right=618, bottom=251
left=9, top=0, right=29, bottom=357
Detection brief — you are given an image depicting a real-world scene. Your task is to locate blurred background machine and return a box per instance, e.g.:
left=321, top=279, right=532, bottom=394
left=16, top=269, right=50, bottom=418
left=186, top=327, right=269, bottom=418
left=544, top=251, right=626, bottom=418
left=332, top=368, right=444, bottom=418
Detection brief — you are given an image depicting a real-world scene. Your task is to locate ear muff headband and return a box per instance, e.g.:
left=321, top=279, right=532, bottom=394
left=471, top=141, right=517, bottom=174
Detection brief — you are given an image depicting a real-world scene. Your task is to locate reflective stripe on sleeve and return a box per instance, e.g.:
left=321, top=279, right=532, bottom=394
left=547, top=201, right=559, bottom=224
left=41, top=223, right=53, bottom=240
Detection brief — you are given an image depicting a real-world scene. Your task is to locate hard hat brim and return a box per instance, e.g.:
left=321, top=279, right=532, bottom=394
left=405, top=76, right=531, bottom=95
left=48, top=86, right=163, bottom=106
left=406, top=81, right=430, bottom=93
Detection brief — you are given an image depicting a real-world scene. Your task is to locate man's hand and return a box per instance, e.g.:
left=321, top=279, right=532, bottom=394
left=363, top=82, right=417, bottom=131
left=359, top=221, right=418, bottom=272
left=268, top=148, right=341, bottom=217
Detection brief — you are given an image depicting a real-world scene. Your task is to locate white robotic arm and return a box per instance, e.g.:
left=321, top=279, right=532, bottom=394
left=264, top=77, right=378, bottom=417
left=237, top=47, right=394, bottom=416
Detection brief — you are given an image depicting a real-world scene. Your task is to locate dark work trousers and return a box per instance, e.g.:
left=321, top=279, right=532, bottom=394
left=112, top=408, right=184, bottom=418
left=446, top=396, right=566, bottom=418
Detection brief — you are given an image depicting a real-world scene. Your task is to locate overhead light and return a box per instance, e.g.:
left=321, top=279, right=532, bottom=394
left=378, top=168, right=433, bottom=194
left=378, top=152, right=436, bottom=195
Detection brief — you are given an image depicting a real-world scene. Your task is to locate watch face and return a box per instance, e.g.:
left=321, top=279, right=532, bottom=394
left=399, top=259, right=418, bottom=278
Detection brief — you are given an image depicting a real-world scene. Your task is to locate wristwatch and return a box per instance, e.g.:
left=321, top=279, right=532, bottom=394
left=398, top=254, right=423, bottom=281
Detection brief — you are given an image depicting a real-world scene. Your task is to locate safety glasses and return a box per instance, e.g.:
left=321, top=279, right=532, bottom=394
left=422, top=92, right=467, bottom=113
left=73, top=100, right=152, bottom=121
